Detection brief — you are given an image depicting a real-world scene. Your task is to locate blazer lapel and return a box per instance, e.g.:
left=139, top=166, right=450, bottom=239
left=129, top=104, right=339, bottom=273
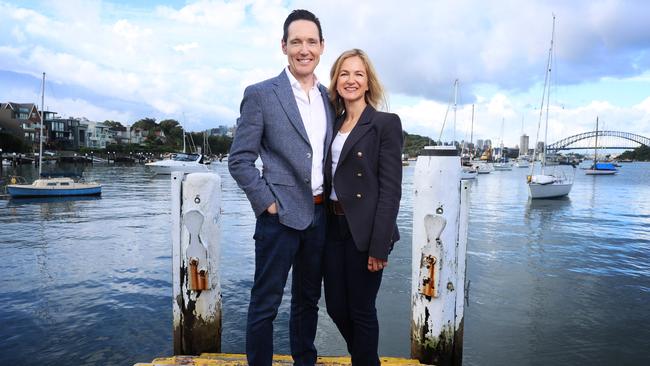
left=273, top=71, right=310, bottom=144
left=320, top=83, right=334, bottom=157
left=338, top=105, right=375, bottom=165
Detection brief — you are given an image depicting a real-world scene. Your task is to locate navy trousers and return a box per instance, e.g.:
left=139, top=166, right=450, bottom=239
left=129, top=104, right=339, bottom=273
left=246, top=204, right=326, bottom=366
left=324, top=213, right=383, bottom=366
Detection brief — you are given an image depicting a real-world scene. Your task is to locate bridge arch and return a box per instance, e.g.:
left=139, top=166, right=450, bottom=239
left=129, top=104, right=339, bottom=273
left=547, top=131, right=650, bottom=152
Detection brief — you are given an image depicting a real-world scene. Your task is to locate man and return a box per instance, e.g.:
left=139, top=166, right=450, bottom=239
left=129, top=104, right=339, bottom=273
left=228, top=9, right=334, bottom=366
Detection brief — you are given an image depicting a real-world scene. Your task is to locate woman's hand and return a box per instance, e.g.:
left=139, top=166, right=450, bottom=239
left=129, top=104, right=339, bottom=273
left=368, top=256, right=388, bottom=272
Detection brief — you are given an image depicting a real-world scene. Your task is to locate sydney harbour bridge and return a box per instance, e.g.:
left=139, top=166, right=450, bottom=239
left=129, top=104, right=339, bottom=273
left=546, top=131, right=650, bottom=153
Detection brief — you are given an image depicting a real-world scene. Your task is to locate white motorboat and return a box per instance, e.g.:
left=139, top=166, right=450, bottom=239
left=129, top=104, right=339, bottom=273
left=493, top=161, right=513, bottom=171
left=145, top=153, right=210, bottom=174
left=514, top=158, right=530, bottom=168
left=473, top=162, right=494, bottom=174
left=461, top=166, right=478, bottom=179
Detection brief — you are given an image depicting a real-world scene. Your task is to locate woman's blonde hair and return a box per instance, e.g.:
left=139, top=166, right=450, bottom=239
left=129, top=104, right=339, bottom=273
left=329, top=48, right=386, bottom=117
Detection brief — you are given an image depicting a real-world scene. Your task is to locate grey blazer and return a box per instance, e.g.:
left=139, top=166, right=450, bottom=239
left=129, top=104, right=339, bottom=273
left=228, top=70, right=334, bottom=230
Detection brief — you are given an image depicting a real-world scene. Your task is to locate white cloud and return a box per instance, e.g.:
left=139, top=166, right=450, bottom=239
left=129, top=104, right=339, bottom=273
left=0, top=0, right=648, bottom=147
left=173, top=42, right=199, bottom=53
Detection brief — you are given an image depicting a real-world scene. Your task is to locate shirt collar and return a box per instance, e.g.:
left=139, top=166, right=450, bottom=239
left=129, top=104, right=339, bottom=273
left=285, top=66, right=320, bottom=90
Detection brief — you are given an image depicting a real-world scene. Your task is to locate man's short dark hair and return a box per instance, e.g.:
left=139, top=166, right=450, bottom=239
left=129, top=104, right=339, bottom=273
left=282, top=9, right=323, bottom=43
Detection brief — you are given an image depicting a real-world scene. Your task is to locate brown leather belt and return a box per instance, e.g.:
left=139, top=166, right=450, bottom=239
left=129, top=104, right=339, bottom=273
left=313, top=194, right=324, bottom=205
left=329, top=200, right=345, bottom=215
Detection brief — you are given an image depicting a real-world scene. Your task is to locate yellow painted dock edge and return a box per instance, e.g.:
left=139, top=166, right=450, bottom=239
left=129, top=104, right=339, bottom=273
left=134, top=353, right=429, bottom=366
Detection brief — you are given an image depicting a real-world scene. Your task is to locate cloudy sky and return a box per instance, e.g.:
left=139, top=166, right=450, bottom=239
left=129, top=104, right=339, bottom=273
left=1, top=0, right=649, bottom=148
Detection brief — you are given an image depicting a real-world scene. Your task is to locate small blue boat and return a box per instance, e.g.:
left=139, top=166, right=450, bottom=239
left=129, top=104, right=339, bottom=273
left=7, top=177, right=102, bottom=197
left=585, top=162, right=617, bottom=175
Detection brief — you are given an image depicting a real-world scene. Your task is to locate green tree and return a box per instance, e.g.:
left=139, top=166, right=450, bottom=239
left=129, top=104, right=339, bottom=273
left=132, top=117, right=157, bottom=131
left=103, top=120, right=124, bottom=129
left=619, top=145, right=650, bottom=161
left=0, top=132, right=29, bottom=153
left=159, top=119, right=183, bottom=147
left=403, top=131, right=436, bottom=157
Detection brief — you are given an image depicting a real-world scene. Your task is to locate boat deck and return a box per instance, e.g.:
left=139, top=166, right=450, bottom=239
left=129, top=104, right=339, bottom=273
left=135, top=353, right=427, bottom=365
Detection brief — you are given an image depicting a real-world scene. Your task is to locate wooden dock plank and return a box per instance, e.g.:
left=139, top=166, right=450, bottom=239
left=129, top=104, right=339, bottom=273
left=134, top=353, right=427, bottom=366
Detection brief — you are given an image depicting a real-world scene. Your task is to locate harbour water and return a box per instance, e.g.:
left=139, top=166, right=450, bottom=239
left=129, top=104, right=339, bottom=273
left=1, top=162, right=649, bottom=365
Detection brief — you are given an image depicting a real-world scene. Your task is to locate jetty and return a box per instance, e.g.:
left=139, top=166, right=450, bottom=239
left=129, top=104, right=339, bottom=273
left=135, top=354, right=425, bottom=365
left=135, top=147, right=469, bottom=366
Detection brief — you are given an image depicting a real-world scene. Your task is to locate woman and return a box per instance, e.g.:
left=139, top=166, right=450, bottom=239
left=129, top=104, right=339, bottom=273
left=324, top=49, right=403, bottom=365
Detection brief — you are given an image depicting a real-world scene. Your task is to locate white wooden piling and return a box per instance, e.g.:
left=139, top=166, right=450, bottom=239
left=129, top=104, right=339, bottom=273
left=411, top=146, right=470, bottom=366
left=171, top=172, right=222, bottom=355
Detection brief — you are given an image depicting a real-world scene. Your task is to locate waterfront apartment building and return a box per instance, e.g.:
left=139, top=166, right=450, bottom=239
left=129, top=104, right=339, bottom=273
left=0, top=102, right=44, bottom=149
left=84, top=119, right=111, bottom=149
left=43, top=113, right=88, bottom=150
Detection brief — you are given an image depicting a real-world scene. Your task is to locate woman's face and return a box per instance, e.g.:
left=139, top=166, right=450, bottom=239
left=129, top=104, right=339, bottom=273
left=336, top=55, right=368, bottom=104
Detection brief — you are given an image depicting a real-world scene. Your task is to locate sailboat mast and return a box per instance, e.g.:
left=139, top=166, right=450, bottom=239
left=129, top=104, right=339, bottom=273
left=594, top=116, right=599, bottom=164
left=453, top=79, right=458, bottom=147
left=39, top=72, right=45, bottom=177
left=470, top=104, right=475, bottom=159
left=542, top=15, right=556, bottom=173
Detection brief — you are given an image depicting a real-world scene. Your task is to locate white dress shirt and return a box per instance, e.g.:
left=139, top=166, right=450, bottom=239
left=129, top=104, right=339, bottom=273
left=285, top=67, right=327, bottom=195
left=329, top=130, right=350, bottom=201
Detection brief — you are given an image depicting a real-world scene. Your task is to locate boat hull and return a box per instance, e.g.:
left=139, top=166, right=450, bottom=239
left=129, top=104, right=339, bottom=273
left=145, top=164, right=210, bottom=175
left=585, top=169, right=617, bottom=175
left=7, top=185, right=102, bottom=197
left=528, top=182, right=572, bottom=199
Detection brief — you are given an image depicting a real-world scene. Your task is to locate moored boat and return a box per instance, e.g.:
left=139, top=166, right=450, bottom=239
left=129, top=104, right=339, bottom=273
left=6, top=73, right=102, bottom=199
left=7, top=177, right=101, bottom=197
left=145, top=153, right=210, bottom=174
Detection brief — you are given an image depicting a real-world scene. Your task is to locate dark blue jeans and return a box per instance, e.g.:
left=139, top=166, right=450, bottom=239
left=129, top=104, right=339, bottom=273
left=246, top=204, right=326, bottom=366
left=324, top=213, right=383, bottom=366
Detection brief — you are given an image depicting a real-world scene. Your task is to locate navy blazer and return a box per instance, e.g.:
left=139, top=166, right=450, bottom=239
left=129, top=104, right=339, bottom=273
left=325, top=105, right=403, bottom=260
left=229, top=70, right=334, bottom=230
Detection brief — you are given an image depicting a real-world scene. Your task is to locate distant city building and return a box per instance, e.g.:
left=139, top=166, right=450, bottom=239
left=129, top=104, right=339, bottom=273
left=519, top=134, right=530, bottom=156
left=476, top=139, right=484, bottom=150
left=209, top=125, right=235, bottom=137
left=209, top=125, right=230, bottom=136
left=536, top=141, right=545, bottom=160
left=484, top=139, right=492, bottom=148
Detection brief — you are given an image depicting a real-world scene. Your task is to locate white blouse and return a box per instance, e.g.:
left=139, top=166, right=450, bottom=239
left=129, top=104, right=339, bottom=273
left=329, top=130, right=350, bottom=201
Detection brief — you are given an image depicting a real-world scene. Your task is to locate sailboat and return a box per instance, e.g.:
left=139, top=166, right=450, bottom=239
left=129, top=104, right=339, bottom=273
left=461, top=98, right=478, bottom=180
left=493, top=118, right=513, bottom=171
left=585, top=117, right=617, bottom=175
left=527, top=16, right=575, bottom=199
left=7, top=73, right=102, bottom=198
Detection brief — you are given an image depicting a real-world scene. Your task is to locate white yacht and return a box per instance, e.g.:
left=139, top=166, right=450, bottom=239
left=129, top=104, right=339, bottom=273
left=145, top=153, right=210, bottom=175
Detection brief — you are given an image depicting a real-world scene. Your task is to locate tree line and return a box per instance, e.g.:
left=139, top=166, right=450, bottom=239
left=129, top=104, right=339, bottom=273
left=102, top=118, right=233, bottom=156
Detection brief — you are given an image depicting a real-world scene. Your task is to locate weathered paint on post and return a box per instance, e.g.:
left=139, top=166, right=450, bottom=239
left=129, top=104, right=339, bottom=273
left=171, top=172, right=222, bottom=355
left=411, top=146, right=469, bottom=366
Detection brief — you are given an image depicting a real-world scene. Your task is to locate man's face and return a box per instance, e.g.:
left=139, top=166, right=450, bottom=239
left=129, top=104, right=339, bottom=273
left=282, top=20, right=324, bottom=80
